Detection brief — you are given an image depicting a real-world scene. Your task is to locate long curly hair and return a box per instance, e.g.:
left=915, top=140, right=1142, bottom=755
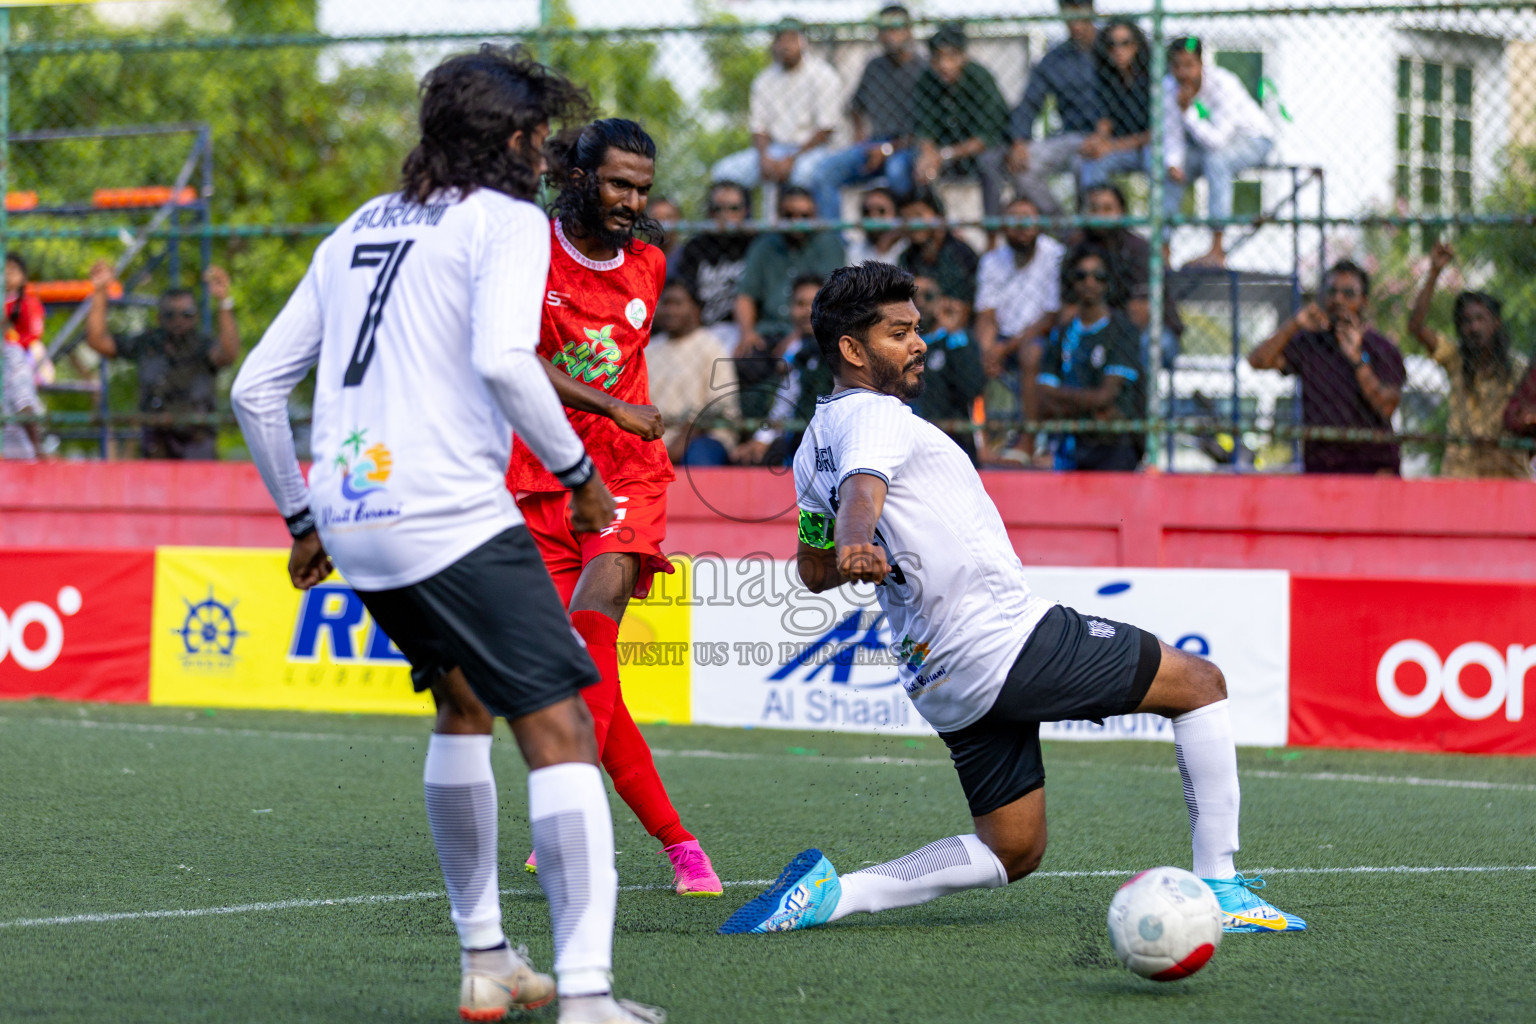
left=401, top=45, right=592, bottom=204
left=1061, top=240, right=1130, bottom=311
left=546, top=118, right=665, bottom=252
left=1454, top=290, right=1513, bottom=389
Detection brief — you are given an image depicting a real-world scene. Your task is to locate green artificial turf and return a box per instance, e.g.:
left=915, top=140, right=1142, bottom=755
left=1, top=700, right=1533, bottom=1023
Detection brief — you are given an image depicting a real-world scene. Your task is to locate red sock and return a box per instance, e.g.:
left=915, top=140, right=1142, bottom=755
left=603, top=695, right=695, bottom=848
left=569, top=610, right=619, bottom=752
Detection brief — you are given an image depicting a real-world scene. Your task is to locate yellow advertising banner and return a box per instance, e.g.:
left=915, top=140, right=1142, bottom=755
left=151, top=547, right=430, bottom=714
left=149, top=547, right=693, bottom=721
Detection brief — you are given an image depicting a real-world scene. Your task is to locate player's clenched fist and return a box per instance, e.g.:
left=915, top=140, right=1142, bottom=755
left=612, top=400, right=665, bottom=442
left=568, top=474, right=618, bottom=533
left=838, top=543, right=890, bottom=584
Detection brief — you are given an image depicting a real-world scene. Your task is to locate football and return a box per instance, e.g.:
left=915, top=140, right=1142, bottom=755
left=1106, top=866, right=1223, bottom=981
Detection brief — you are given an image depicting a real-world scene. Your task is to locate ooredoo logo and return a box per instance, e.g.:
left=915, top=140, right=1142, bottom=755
left=0, top=586, right=83, bottom=672
left=1377, top=639, right=1535, bottom=722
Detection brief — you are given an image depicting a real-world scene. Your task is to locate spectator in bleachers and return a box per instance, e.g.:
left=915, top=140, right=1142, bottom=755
left=1248, top=260, right=1405, bottom=476
left=647, top=195, right=683, bottom=264
left=912, top=22, right=1012, bottom=218
left=1162, top=36, right=1275, bottom=268
left=735, top=273, right=829, bottom=466
left=898, top=188, right=979, bottom=321
left=648, top=279, right=740, bottom=466
left=912, top=272, right=986, bottom=466
left=1409, top=242, right=1529, bottom=479
left=1003, top=0, right=1102, bottom=217
left=1079, top=19, right=1151, bottom=189
left=734, top=187, right=844, bottom=418
left=85, top=259, right=241, bottom=460
left=2, top=254, right=45, bottom=459
left=711, top=18, right=840, bottom=197
left=844, top=186, right=909, bottom=266
left=1036, top=241, right=1146, bottom=471
left=1076, top=183, right=1183, bottom=366
left=976, top=195, right=1064, bottom=380
left=673, top=181, right=755, bottom=349
left=809, top=5, right=922, bottom=219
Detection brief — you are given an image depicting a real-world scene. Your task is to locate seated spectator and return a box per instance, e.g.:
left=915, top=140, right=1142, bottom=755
left=1408, top=242, right=1528, bottom=479
left=711, top=19, right=841, bottom=197
left=912, top=22, right=1012, bottom=217
left=898, top=188, right=979, bottom=317
left=1002, top=0, right=1102, bottom=217
left=735, top=274, right=829, bottom=465
left=1248, top=260, right=1405, bottom=475
left=810, top=5, right=922, bottom=219
left=647, top=195, right=683, bottom=264
left=1163, top=36, right=1276, bottom=268
left=673, top=181, right=755, bottom=349
left=85, top=260, right=240, bottom=460
left=844, top=186, right=909, bottom=266
left=648, top=279, right=740, bottom=466
left=976, top=195, right=1064, bottom=379
left=1036, top=242, right=1146, bottom=471
left=1079, top=19, right=1151, bottom=189
left=912, top=273, right=986, bottom=465
left=1075, top=183, right=1184, bottom=365
left=734, top=188, right=844, bottom=417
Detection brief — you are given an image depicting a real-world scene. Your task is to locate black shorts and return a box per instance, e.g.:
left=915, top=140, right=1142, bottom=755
left=355, top=526, right=599, bottom=720
left=938, top=605, right=1162, bottom=818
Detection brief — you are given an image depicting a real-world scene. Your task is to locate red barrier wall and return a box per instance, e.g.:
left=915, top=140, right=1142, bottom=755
left=3, top=462, right=1533, bottom=578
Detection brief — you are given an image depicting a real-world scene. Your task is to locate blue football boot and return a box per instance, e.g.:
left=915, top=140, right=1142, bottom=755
left=1204, top=873, right=1308, bottom=932
left=718, top=849, right=842, bottom=934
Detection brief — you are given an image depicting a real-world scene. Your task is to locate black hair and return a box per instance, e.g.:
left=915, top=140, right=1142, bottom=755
left=1094, top=18, right=1149, bottom=81
left=930, top=21, right=968, bottom=54
left=778, top=184, right=816, bottom=211
left=1004, top=193, right=1041, bottom=214
left=877, top=4, right=910, bottom=24
left=900, top=186, right=945, bottom=218
left=1168, top=36, right=1202, bottom=61
left=401, top=44, right=591, bottom=204
left=791, top=273, right=825, bottom=294
left=1325, top=259, right=1371, bottom=299
left=547, top=118, right=664, bottom=251
left=1453, top=290, right=1513, bottom=388
left=160, top=287, right=197, bottom=308
left=663, top=275, right=703, bottom=309
left=5, top=252, right=27, bottom=279
left=1061, top=241, right=1128, bottom=310
left=811, top=261, right=917, bottom=375
left=708, top=180, right=752, bottom=218
left=1081, top=182, right=1129, bottom=214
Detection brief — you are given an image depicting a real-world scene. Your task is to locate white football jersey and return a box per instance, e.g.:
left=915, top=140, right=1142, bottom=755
left=793, top=389, right=1054, bottom=732
left=234, top=189, right=588, bottom=591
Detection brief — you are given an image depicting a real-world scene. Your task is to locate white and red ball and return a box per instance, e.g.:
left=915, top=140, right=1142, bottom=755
left=1106, top=866, right=1222, bottom=981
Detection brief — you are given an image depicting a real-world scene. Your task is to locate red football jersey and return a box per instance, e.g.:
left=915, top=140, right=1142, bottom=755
left=507, top=219, right=675, bottom=493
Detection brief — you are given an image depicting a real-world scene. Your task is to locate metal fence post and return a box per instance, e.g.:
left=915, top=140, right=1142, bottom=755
left=1147, top=0, right=1168, bottom=470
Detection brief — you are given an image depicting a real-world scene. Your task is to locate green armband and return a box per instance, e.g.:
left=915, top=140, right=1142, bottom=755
left=798, top=509, right=836, bottom=549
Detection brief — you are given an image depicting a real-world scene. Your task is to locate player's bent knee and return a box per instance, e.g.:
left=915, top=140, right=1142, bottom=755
left=995, top=833, right=1048, bottom=883
left=430, top=669, right=495, bottom=735
left=510, top=694, right=599, bottom=770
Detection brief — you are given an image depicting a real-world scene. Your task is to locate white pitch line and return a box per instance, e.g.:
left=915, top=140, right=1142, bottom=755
left=7, top=717, right=1535, bottom=793
left=3, top=866, right=1531, bottom=931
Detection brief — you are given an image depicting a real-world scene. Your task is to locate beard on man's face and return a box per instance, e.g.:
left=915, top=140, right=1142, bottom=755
left=562, top=173, right=655, bottom=251
left=868, top=345, right=925, bottom=400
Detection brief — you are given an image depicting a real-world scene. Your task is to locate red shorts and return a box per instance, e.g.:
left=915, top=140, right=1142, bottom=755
left=515, top=479, right=675, bottom=602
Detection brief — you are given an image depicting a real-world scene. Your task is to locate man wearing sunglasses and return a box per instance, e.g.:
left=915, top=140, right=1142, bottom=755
left=86, top=259, right=240, bottom=459
left=673, top=181, right=755, bottom=351
left=1248, top=260, right=1406, bottom=475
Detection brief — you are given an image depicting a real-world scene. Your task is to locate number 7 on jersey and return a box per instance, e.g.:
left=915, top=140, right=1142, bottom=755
left=344, top=240, right=414, bottom=387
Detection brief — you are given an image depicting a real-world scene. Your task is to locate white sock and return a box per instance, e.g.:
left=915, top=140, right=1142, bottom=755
left=528, top=762, right=617, bottom=998
left=423, top=733, right=505, bottom=950
left=1172, top=699, right=1241, bottom=879
left=827, top=834, right=1008, bottom=921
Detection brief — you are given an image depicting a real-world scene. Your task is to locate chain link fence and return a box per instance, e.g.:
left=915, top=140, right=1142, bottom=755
left=1, top=0, right=1533, bottom=478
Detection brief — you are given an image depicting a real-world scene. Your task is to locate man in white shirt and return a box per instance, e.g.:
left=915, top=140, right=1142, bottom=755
left=710, top=18, right=842, bottom=197
left=1162, top=36, right=1276, bottom=267
left=975, top=195, right=1066, bottom=378
left=648, top=279, right=740, bottom=464
left=231, top=46, right=662, bottom=1024
left=718, top=260, right=1305, bottom=940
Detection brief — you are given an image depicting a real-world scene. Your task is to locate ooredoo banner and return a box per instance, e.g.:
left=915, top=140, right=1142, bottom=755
left=1288, top=576, right=1536, bottom=755
left=0, top=548, right=154, bottom=703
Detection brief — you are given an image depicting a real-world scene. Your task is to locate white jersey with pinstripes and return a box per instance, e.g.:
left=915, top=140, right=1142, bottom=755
left=793, top=388, right=1055, bottom=732
left=233, top=189, right=588, bottom=592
